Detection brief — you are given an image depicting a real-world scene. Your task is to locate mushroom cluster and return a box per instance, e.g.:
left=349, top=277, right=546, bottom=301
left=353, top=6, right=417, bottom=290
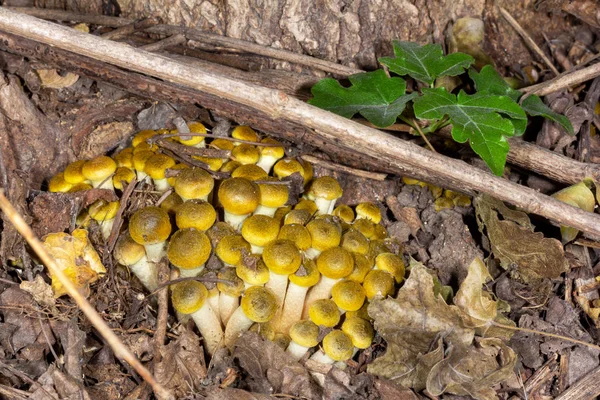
left=48, top=122, right=406, bottom=363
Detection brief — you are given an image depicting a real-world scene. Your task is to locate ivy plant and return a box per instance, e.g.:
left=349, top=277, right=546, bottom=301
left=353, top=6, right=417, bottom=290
left=308, top=40, right=574, bottom=176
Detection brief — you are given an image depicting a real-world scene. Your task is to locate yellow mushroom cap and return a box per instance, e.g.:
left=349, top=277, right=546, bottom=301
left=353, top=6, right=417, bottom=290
left=217, top=268, right=245, bottom=297
left=278, top=224, right=312, bottom=251
left=322, top=330, right=354, bottom=361
left=48, top=172, right=73, bottom=192
left=207, top=222, right=237, bottom=245
left=82, top=156, right=117, bottom=182
left=68, top=183, right=93, bottom=192
left=347, top=254, right=373, bottom=283
left=241, top=286, right=278, bottom=323
left=231, top=125, right=259, bottom=143
left=132, top=130, right=158, bottom=147
left=193, top=156, right=223, bottom=171
left=133, top=141, right=158, bottom=154
left=262, top=239, right=301, bottom=275
left=231, top=164, right=268, bottom=181
left=355, top=202, right=382, bottom=224
left=273, top=206, right=292, bottom=224
left=219, top=160, right=242, bottom=174
left=346, top=302, right=372, bottom=322
left=144, top=153, right=176, bottom=180
left=368, top=239, right=393, bottom=261
left=171, top=280, right=208, bottom=314
left=112, top=167, right=136, bottom=190
left=289, top=320, right=320, bottom=348
left=174, top=168, right=214, bottom=200
left=273, top=158, right=305, bottom=180
left=284, top=209, right=312, bottom=226
left=160, top=192, right=184, bottom=214
left=288, top=258, right=320, bottom=287
left=341, top=229, right=370, bottom=255
left=333, top=204, right=355, bottom=224
left=308, top=299, right=340, bottom=327
left=299, top=158, right=314, bottom=186
left=232, top=144, right=260, bottom=165
left=341, top=317, right=374, bottom=349
left=352, top=218, right=376, bottom=239
left=375, top=253, right=405, bottom=284
left=113, top=234, right=146, bottom=266
left=216, top=234, right=251, bottom=266
left=218, top=178, right=260, bottom=215
left=175, top=200, right=217, bottom=231
left=177, top=121, right=206, bottom=146
left=258, top=179, right=289, bottom=208
left=88, top=200, right=120, bottom=222
left=307, top=176, right=343, bottom=201
left=331, top=280, right=366, bottom=312
left=295, top=199, right=318, bottom=215
left=372, top=223, right=388, bottom=240
left=363, top=269, right=395, bottom=299
left=63, top=160, right=88, bottom=184
left=129, top=206, right=172, bottom=246
left=316, top=247, right=354, bottom=279
left=167, top=228, right=212, bottom=270
left=259, top=137, right=284, bottom=158
left=241, top=215, right=280, bottom=248
left=132, top=150, right=155, bottom=173
left=210, top=138, right=235, bottom=151
left=306, top=219, right=342, bottom=251
left=114, top=148, right=134, bottom=169
left=236, top=255, right=270, bottom=286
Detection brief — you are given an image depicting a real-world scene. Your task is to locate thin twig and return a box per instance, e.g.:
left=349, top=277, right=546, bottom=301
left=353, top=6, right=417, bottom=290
left=498, top=6, right=560, bottom=76
left=101, top=17, right=160, bottom=40
left=300, top=154, right=387, bottom=181
left=412, top=118, right=436, bottom=153
left=107, top=177, right=138, bottom=253
left=140, top=33, right=186, bottom=52
left=492, top=321, right=600, bottom=351
left=0, top=191, right=173, bottom=400
left=522, top=62, right=600, bottom=97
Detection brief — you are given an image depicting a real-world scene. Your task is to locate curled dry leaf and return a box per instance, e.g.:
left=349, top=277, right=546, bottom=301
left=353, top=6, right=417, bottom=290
left=36, top=69, right=79, bottom=89
left=42, top=229, right=105, bottom=297
left=368, top=259, right=516, bottom=399
left=474, top=194, right=568, bottom=282
left=551, top=180, right=596, bottom=243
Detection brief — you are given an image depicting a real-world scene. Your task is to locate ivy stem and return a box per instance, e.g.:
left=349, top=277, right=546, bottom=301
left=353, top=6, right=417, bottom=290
left=491, top=321, right=600, bottom=352
left=412, top=118, right=436, bottom=153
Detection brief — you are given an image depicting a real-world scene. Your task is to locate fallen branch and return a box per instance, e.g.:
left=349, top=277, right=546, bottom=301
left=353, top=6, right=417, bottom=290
left=0, top=191, right=173, bottom=400
left=1, top=9, right=600, bottom=238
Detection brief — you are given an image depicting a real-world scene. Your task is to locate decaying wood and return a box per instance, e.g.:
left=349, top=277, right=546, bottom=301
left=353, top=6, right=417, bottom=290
left=1, top=9, right=600, bottom=238
left=555, top=365, right=600, bottom=400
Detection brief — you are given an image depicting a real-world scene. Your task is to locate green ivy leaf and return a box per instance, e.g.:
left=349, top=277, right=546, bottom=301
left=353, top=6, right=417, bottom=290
left=470, top=65, right=574, bottom=135
left=380, top=41, right=474, bottom=85
left=414, top=89, right=527, bottom=175
left=521, top=95, right=574, bottom=135
left=308, top=70, right=417, bottom=127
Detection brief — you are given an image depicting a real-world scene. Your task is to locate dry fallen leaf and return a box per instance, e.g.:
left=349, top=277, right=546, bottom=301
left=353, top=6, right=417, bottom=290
left=368, top=259, right=516, bottom=399
left=475, top=195, right=568, bottom=282
left=42, top=229, right=105, bottom=297
left=551, top=180, right=596, bottom=243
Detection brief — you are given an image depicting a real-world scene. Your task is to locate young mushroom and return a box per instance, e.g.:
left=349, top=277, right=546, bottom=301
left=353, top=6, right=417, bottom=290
left=308, top=299, right=341, bottom=329
left=171, top=280, right=223, bottom=356
left=306, top=176, right=343, bottom=215
left=305, top=218, right=342, bottom=259
left=236, top=255, right=270, bottom=288
left=82, top=155, right=117, bottom=190
left=330, top=279, right=366, bottom=314
left=174, top=168, right=215, bottom=202
left=217, top=268, right=245, bottom=325
left=341, top=316, right=374, bottom=355
left=218, top=177, right=260, bottom=230
left=286, top=319, right=320, bottom=361
left=88, top=200, right=120, bottom=240
left=310, top=329, right=354, bottom=364
left=262, top=239, right=302, bottom=318
left=256, top=137, right=284, bottom=173
left=63, top=160, right=89, bottom=185
left=144, top=153, right=176, bottom=192
left=114, top=233, right=157, bottom=291
left=224, top=286, right=278, bottom=348
left=215, top=234, right=252, bottom=268
left=255, top=178, right=289, bottom=217
left=167, top=228, right=212, bottom=277
left=241, top=215, right=280, bottom=254
left=278, top=258, right=320, bottom=334
left=175, top=200, right=217, bottom=231
left=129, top=206, right=172, bottom=262
left=363, top=269, right=395, bottom=300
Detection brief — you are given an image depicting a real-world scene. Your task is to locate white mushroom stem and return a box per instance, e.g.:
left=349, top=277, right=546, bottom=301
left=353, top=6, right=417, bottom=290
left=224, top=306, right=254, bottom=347
left=304, top=248, right=322, bottom=260
left=152, top=178, right=171, bottom=192
left=302, top=276, right=338, bottom=318
left=313, top=197, right=337, bottom=216
left=309, top=349, right=335, bottom=365
left=224, top=212, right=250, bottom=231
left=91, top=178, right=115, bottom=191
left=219, top=293, right=239, bottom=326
left=99, top=218, right=115, bottom=241
left=286, top=340, right=311, bottom=361
left=265, top=273, right=288, bottom=329
left=254, top=204, right=277, bottom=217
left=279, top=284, right=309, bottom=334
left=208, top=291, right=220, bottom=320
left=144, top=241, right=167, bottom=263
left=177, top=265, right=205, bottom=278
left=128, top=256, right=158, bottom=291
left=135, top=171, right=151, bottom=184
left=190, top=303, right=224, bottom=355
left=257, top=156, right=279, bottom=173
left=250, top=244, right=265, bottom=254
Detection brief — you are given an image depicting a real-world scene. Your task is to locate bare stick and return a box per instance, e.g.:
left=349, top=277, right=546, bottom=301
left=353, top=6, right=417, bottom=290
left=140, top=34, right=186, bottom=52
left=555, top=365, right=600, bottom=400
left=0, top=191, right=173, bottom=400
left=300, top=154, right=387, bottom=181
left=101, top=17, right=160, bottom=40
left=523, top=62, right=600, bottom=97
left=6, top=7, right=361, bottom=76
left=499, top=6, right=560, bottom=76
left=2, top=10, right=600, bottom=237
